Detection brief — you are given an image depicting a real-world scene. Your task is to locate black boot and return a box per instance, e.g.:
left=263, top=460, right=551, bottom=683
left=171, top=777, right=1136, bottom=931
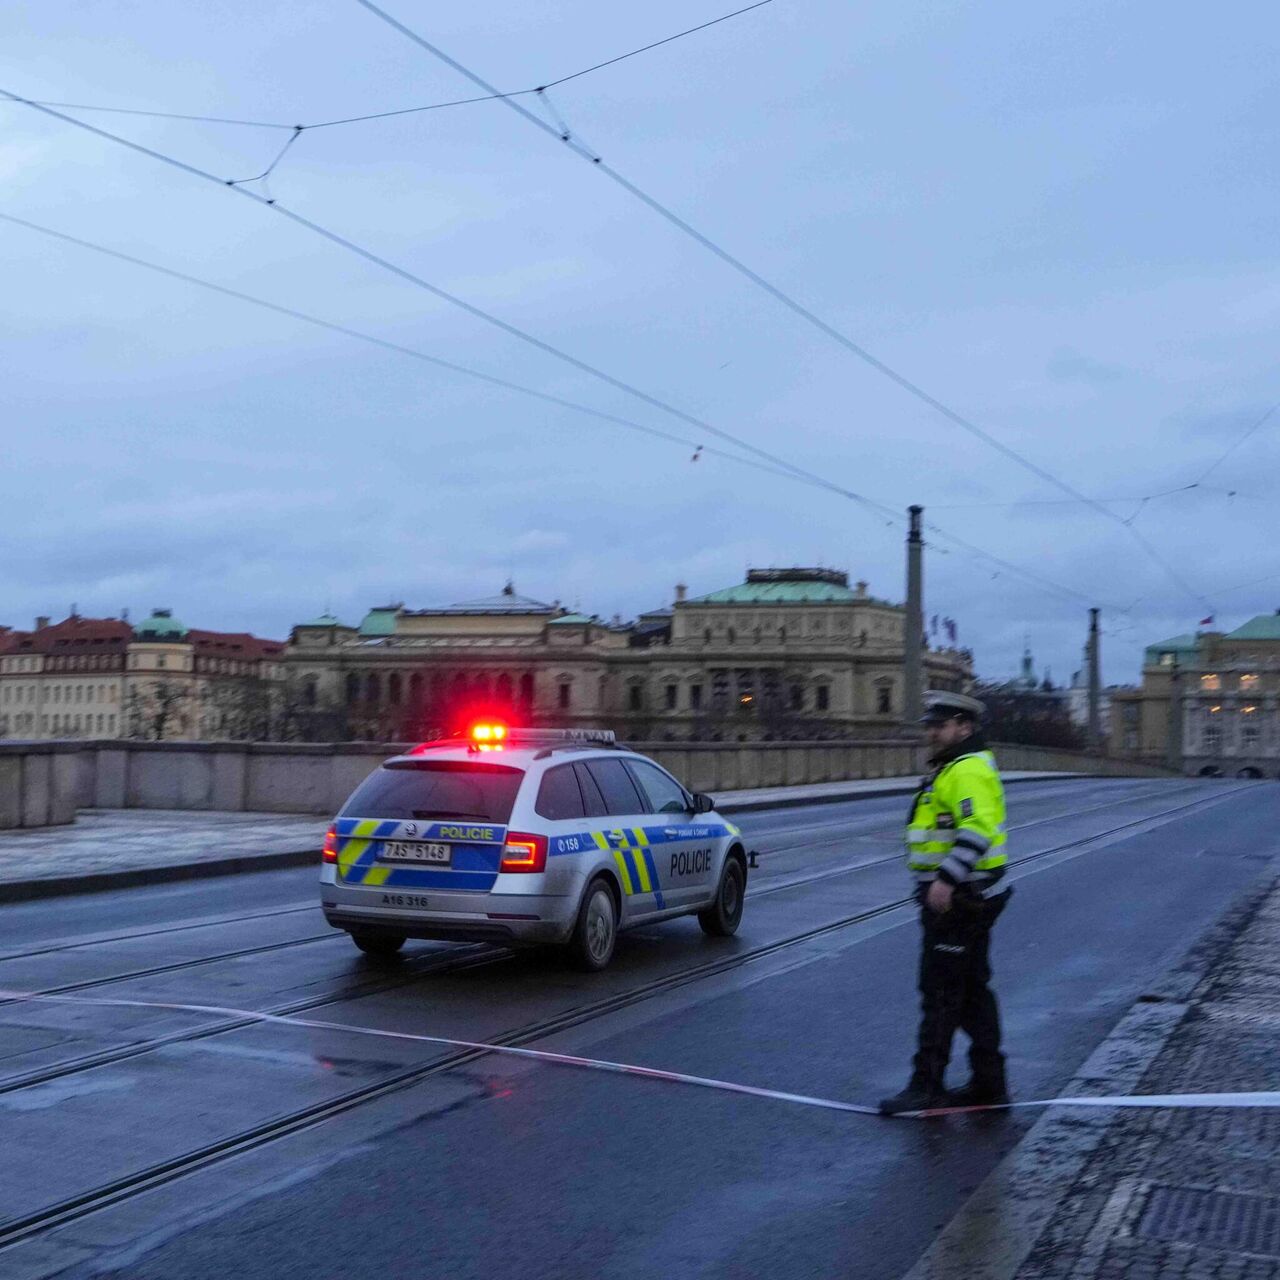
left=878, top=1072, right=947, bottom=1116
left=944, top=1076, right=1010, bottom=1108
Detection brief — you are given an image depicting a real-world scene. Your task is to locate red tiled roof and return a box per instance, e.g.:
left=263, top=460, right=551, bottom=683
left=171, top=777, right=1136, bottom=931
left=3, top=616, right=132, bottom=655
left=187, top=629, right=285, bottom=660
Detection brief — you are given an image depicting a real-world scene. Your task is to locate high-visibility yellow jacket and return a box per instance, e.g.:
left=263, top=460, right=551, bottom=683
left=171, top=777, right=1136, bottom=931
left=906, top=745, right=1008, bottom=888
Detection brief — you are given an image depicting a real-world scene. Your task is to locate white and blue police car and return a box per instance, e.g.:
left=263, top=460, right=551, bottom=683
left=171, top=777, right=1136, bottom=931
left=320, top=724, right=747, bottom=971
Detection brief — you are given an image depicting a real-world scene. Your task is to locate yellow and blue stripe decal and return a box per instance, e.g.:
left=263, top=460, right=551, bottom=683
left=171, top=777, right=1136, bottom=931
left=333, top=816, right=504, bottom=891
left=334, top=817, right=732, bottom=897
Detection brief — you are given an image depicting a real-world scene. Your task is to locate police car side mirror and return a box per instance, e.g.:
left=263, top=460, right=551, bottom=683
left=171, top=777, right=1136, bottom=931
left=692, top=792, right=715, bottom=814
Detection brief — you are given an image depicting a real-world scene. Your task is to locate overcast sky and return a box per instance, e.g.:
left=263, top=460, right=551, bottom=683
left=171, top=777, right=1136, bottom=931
left=3, top=0, right=1278, bottom=685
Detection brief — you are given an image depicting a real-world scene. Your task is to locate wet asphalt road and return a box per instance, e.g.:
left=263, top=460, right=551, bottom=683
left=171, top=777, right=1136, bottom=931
left=1, top=777, right=1276, bottom=1280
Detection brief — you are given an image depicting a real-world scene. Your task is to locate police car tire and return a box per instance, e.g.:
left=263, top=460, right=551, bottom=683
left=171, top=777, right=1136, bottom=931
left=568, top=878, right=617, bottom=972
left=698, top=857, right=745, bottom=937
left=350, top=931, right=406, bottom=959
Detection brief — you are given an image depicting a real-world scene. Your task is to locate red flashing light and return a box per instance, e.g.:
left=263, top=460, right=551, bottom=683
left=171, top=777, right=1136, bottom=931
left=321, top=823, right=339, bottom=864
left=471, top=722, right=508, bottom=743
left=499, top=831, right=548, bottom=874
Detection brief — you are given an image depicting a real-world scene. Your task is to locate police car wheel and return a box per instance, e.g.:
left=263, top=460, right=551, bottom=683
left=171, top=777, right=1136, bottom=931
left=698, top=857, right=745, bottom=937
left=568, top=879, right=617, bottom=972
left=350, top=931, right=406, bottom=959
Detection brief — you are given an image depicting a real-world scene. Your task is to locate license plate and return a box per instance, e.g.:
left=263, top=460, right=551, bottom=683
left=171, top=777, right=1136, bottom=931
left=380, top=840, right=452, bottom=864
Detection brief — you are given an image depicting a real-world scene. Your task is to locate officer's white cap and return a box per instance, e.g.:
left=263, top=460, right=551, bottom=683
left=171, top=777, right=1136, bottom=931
left=920, top=690, right=985, bottom=723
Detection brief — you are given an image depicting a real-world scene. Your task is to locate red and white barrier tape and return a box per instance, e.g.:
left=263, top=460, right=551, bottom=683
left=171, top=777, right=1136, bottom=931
left=4, top=989, right=1276, bottom=1118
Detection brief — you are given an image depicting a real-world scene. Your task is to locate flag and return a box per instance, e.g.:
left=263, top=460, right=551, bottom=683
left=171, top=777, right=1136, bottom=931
left=930, top=614, right=939, bottom=634
left=1199, top=615, right=1214, bottom=627
left=945, top=618, right=958, bottom=644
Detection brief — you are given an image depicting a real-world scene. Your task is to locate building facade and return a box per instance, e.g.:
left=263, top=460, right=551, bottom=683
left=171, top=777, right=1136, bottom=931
left=286, top=568, right=974, bottom=742
left=0, top=610, right=285, bottom=741
left=1109, top=613, right=1280, bottom=776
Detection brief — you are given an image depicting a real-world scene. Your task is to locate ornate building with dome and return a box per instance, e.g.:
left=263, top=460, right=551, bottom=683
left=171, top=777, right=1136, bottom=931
left=285, top=568, right=973, bottom=742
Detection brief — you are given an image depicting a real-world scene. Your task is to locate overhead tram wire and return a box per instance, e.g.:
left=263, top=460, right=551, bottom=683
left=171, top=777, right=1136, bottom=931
left=1, top=87, right=862, bottom=507
left=4, top=221, right=1106, bottom=618
left=0, top=210, right=800, bottom=483
left=2, top=96, right=1120, bottom=614
left=0, top=213, right=1116, bottom=617
left=1191, top=398, right=1280, bottom=486
left=10, top=1, right=777, bottom=135
left=352, top=0, right=1215, bottom=613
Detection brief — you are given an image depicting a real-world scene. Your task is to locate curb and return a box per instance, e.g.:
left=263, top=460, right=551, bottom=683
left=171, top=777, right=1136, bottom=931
left=0, top=773, right=1097, bottom=905
left=899, top=863, right=1280, bottom=1280
left=0, top=848, right=321, bottom=906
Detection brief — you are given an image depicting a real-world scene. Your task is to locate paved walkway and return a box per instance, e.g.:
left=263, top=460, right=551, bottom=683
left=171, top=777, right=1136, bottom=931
left=0, top=771, right=1079, bottom=901
left=908, top=868, right=1280, bottom=1280
left=1014, top=873, right=1280, bottom=1280
left=0, top=810, right=328, bottom=899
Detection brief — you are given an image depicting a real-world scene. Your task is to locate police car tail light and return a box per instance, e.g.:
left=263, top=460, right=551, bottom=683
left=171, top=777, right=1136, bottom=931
left=321, top=824, right=339, bottom=864
left=499, top=831, right=547, bottom=874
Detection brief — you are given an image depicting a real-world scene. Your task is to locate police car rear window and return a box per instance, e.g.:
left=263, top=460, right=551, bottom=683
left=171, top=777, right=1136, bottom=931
left=339, top=761, right=524, bottom=824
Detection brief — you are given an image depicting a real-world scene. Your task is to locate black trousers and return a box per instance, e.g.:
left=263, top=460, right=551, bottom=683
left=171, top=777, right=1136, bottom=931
left=912, top=886, right=1011, bottom=1086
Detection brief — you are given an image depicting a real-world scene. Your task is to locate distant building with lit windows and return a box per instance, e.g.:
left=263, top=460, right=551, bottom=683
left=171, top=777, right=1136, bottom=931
left=1109, top=612, right=1280, bottom=776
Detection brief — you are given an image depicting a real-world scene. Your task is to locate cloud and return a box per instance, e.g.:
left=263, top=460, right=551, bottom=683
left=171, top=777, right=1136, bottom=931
left=1045, top=349, right=1126, bottom=384
left=509, top=529, right=571, bottom=555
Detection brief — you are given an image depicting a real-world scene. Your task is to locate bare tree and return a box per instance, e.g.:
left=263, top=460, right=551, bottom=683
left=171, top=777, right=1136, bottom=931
left=972, top=681, right=1085, bottom=750
left=125, top=680, right=193, bottom=741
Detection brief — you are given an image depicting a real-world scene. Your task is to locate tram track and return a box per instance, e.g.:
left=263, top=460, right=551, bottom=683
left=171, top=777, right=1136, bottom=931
left=0, top=783, right=1234, bottom=1099
left=0, top=782, right=1250, bottom=1254
left=0, top=901, right=319, bottom=967
left=0, top=781, right=1187, bottom=1041
left=750, top=779, right=1183, bottom=856
left=0, top=781, right=1171, bottom=985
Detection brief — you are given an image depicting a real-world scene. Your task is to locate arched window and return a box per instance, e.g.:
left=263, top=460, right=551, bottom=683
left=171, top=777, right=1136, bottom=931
left=409, top=672, right=423, bottom=704
left=366, top=673, right=381, bottom=705
left=345, top=673, right=359, bottom=704
left=496, top=673, right=513, bottom=703
left=519, top=673, right=535, bottom=706
left=430, top=672, right=445, bottom=702
left=304, top=679, right=317, bottom=707
left=388, top=673, right=402, bottom=705
left=875, top=680, right=892, bottom=715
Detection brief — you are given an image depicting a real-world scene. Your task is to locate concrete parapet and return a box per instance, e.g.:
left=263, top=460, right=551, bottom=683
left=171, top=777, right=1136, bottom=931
left=0, top=736, right=1178, bottom=824
left=0, top=742, right=80, bottom=829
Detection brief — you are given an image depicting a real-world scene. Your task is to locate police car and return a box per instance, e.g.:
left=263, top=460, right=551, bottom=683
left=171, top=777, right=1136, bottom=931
left=320, top=724, right=748, bottom=971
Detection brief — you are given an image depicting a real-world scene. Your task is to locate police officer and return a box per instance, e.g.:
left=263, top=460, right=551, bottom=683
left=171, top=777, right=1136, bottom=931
left=879, top=691, right=1013, bottom=1115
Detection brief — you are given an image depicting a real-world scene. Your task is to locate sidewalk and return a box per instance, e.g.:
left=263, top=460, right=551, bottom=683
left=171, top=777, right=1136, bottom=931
left=0, top=770, right=1081, bottom=903
left=907, top=868, right=1280, bottom=1280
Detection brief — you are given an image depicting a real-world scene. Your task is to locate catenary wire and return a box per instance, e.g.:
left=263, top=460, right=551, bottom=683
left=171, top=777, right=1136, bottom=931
left=352, top=0, right=1216, bottom=613
left=0, top=201, right=1113, bottom=614
left=0, top=210, right=790, bottom=481
left=1192, top=398, right=1280, bottom=485
left=1, top=86, right=859, bottom=505
left=1, top=100, right=294, bottom=128
left=2, top=95, right=1122, bottom=614
left=227, top=125, right=303, bottom=188
left=9, top=1, right=776, bottom=134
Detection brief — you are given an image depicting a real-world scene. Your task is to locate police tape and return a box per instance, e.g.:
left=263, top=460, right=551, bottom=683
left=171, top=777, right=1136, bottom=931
left=4, top=988, right=1278, bottom=1118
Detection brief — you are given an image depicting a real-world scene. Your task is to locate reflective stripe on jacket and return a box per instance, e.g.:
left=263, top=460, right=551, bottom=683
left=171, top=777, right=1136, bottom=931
left=906, top=749, right=1008, bottom=887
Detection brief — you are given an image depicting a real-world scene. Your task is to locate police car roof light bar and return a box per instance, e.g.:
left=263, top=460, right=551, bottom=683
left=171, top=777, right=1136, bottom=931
left=405, top=726, right=621, bottom=756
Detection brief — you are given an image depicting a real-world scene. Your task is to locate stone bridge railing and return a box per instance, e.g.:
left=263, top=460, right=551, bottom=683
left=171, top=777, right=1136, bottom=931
left=0, top=737, right=1178, bottom=828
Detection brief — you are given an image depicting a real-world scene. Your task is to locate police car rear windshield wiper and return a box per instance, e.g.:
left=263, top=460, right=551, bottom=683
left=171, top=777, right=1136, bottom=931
left=412, top=810, right=491, bottom=820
